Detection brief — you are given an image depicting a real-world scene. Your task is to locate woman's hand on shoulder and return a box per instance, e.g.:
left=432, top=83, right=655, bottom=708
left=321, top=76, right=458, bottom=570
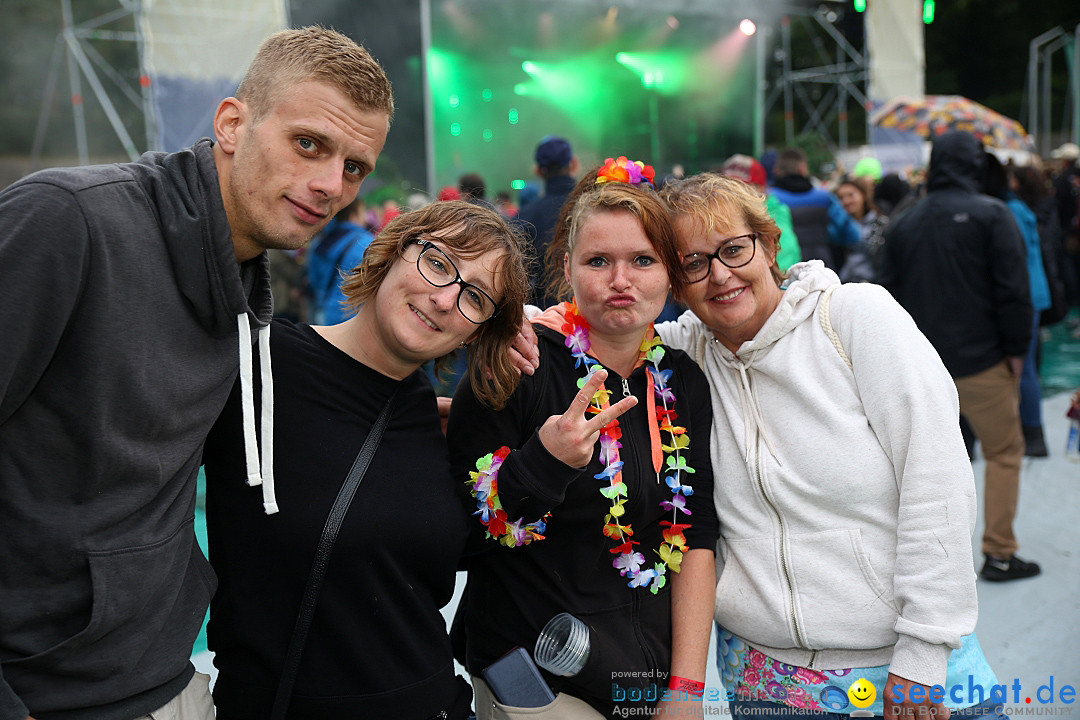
left=537, top=369, right=636, bottom=468
left=508, top=321, right=539, bottom=376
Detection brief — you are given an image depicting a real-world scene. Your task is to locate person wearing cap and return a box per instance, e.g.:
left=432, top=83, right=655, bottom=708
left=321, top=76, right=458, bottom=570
left=515, top=135, right=580, bottom=306
left=851, top=156, right=883, bottom=182
left=718, top=154, right=801, bottom=272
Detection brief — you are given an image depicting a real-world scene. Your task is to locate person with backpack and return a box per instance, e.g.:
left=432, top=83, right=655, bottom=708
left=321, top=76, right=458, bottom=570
left=654, top=173, right=1004, bottom=720
left=307, top=196, right=375, bottom=325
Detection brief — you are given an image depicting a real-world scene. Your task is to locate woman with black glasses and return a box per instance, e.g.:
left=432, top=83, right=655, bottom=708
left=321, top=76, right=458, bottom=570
left=654, top=173, right=1001, bottom=720
left=201, top=201, right=530, bottom=719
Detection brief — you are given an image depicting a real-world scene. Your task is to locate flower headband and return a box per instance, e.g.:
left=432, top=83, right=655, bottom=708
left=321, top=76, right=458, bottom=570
left=596, top=156, right=656, bottom=186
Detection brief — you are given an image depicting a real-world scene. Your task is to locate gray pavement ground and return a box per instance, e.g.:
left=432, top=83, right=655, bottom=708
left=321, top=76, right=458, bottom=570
left=193, top=392, right=1080, bottom=716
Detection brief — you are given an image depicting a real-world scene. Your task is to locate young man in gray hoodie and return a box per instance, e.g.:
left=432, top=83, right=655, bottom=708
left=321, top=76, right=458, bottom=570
left=0, top=26, right=392, bottom=720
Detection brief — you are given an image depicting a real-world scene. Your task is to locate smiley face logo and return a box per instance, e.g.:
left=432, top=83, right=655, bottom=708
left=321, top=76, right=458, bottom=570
left=847, top=678, right=876, bottom=708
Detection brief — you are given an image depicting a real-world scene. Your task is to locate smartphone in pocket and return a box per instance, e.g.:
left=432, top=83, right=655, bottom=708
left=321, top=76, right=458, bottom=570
left=482, top=646, right=557, bottom=708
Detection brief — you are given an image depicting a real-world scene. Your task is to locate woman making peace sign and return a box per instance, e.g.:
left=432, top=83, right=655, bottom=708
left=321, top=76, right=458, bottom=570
left=447, top=159, right=719, bottom=719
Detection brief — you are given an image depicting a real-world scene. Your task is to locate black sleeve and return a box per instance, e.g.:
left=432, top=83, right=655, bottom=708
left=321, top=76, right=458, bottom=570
left=0, top=181, right=89, bottom=427
left=447, top=343, right=584, bottom=535
left=671, top=352, right=719, bottom=550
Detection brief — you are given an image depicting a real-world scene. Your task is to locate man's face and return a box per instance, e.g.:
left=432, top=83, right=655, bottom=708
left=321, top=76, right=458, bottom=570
left=219, top=80, right=389, bottom=261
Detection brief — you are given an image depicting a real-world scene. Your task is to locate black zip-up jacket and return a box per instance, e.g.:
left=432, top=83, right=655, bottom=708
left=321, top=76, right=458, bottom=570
left=447, top=326, right=718, bottom=717
left=0, top=140, right=271, bottom=720
left=880, top=131, right=1032, bottom=378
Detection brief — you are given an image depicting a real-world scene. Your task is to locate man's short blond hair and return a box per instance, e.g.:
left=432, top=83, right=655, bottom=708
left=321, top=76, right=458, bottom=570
left=236, top=26, right=394, bottom=124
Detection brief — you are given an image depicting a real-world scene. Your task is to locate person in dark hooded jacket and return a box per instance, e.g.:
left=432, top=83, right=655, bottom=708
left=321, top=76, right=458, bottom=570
left=880, top=130, right=1038, bottom=583
left=0, top=27, right=392, bottom=720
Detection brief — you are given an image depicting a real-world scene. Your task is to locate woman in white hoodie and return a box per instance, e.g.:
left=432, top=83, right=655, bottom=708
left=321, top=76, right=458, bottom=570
left=653, top=174, right=1005, bottom=720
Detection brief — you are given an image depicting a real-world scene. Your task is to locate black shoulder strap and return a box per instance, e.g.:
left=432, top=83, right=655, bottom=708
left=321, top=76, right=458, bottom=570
left=269, top=387, right=399, bottom=720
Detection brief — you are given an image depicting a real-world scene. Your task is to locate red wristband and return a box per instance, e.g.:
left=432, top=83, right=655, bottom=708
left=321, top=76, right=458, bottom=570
left=668, top=675, right=705, bottom=698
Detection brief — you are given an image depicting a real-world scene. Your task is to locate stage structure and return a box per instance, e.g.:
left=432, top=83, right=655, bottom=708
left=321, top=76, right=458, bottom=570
left=139, top=0, right=288, bottom=152
left=423, top=0, right=769, bottom=196
left=32, top=0, right=287, bottom=166
left=1026, top=24, right=1080, bottom=155
left=421, top=0, right=923, bottom=195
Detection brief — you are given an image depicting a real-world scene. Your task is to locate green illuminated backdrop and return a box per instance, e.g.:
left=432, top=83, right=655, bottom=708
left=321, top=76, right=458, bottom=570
left=430, top=1, right=757, bottom=198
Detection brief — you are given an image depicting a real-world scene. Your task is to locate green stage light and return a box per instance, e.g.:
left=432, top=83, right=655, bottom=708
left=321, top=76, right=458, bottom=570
left=450, top=122, right=461, bottom=137
left=521, top=60, right=539, bottom=75
left=483, top=129, right=493, bottom=142
left=923, top=0, right=935, bottom=23
left=482, top=88, right=493, bottom=101
left=854, top=0, right=865, bottom=12
left=615, top=50, right=685, bottom=93
left=449, top=94, right=459, bottom=108
left=511, top=179, right=525, bottom=190
left=508, top=108, right=519, bottom=124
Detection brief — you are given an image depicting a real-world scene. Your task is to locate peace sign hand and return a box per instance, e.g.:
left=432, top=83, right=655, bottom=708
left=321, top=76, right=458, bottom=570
left=538, top=369, right=638, bottom=469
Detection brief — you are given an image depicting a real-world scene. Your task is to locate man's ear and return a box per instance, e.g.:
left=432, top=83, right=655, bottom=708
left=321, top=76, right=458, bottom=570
left=213, top=97, right=246, bottom=154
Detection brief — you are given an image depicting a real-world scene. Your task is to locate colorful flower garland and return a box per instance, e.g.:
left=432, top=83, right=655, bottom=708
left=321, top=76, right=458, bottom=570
left=596, top=156, right=656, bottom=186
left=469, top=447, right=549, bottom=548
left=466, top=301, right=694, bottom=594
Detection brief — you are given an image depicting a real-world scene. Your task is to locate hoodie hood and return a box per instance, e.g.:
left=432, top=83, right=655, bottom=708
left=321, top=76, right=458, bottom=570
left=130, top=138, right=278, bottom=512
left=926, top=130, right=985, bottom=194
left=130, top=138, right=272, bottom=338
left=727, top=260, right=840, bottom=364
left=703, top=260, right=839, bottom=466
left=771, top=173, right=814, bottom=194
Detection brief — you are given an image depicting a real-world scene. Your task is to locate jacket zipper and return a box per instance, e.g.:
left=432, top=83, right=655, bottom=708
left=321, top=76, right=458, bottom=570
left=632, top=589, right=660, bottom=683
left=743, top=361, right=811, bottom=656
left=619, top=371, right=661, bottom=676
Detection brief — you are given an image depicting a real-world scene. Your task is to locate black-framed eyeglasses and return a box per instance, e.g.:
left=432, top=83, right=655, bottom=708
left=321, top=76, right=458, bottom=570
left=681, top=232, right=758, bottom=283
left=400, top=238, right=499, bottom=324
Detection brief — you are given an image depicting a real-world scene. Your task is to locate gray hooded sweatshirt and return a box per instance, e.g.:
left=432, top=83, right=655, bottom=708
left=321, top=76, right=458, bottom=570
left=0, top=139, right=271, bottom=719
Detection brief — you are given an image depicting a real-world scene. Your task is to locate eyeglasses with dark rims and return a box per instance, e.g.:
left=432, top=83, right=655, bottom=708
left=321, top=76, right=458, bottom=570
left=681, top=232, right=758, bottom=283
left=399, top=238, right=499, bottom=324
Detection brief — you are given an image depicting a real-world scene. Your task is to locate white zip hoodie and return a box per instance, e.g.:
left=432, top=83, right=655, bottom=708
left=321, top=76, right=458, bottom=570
left=656, top=261, right=978, bottom=688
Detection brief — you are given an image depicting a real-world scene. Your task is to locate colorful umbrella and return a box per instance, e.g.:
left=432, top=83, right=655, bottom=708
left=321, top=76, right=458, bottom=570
left=870, top=95, right=1034, bottom=151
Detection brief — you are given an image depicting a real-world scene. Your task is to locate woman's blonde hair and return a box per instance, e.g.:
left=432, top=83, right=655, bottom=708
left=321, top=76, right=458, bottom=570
left=659, top=173, right=786, bottom=289
left=340, top=200, right=530, bottom=410
left=543, top=166, right=686, bottom=302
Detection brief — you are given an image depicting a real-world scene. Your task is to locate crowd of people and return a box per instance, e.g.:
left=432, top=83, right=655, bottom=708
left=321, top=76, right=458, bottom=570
left=2, top=22, right=1079, bottom=720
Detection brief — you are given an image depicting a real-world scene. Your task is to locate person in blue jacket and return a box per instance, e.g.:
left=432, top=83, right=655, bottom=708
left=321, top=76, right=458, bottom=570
left=984, top=153, right=1052, bottom=457
left=769, top=147, right=859, bottom=270
left=307, top=196, right=375, bottom=324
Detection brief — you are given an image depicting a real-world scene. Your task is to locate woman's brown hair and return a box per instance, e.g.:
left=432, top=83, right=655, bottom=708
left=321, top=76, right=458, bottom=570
left=340, top=200, right=530, bottom=409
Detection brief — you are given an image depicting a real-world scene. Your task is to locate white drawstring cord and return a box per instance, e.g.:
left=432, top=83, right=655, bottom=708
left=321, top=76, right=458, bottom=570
left=237, top=314, right=279, bottom=514
left=258, top=323, right=278, bottom=514
left=238, top=314, right=262, bottom=488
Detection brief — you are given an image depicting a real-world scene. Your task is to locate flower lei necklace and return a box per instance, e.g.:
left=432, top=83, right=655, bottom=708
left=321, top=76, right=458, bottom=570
left=466, top=300, right=695, bottom=594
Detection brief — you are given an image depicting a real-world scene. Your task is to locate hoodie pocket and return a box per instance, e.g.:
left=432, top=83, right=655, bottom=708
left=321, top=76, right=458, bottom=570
left=787, top=528, right=898, bottom=649
left=714, top=536, right=799, bottom=649
left=7, top=520, right=214, bottom=682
